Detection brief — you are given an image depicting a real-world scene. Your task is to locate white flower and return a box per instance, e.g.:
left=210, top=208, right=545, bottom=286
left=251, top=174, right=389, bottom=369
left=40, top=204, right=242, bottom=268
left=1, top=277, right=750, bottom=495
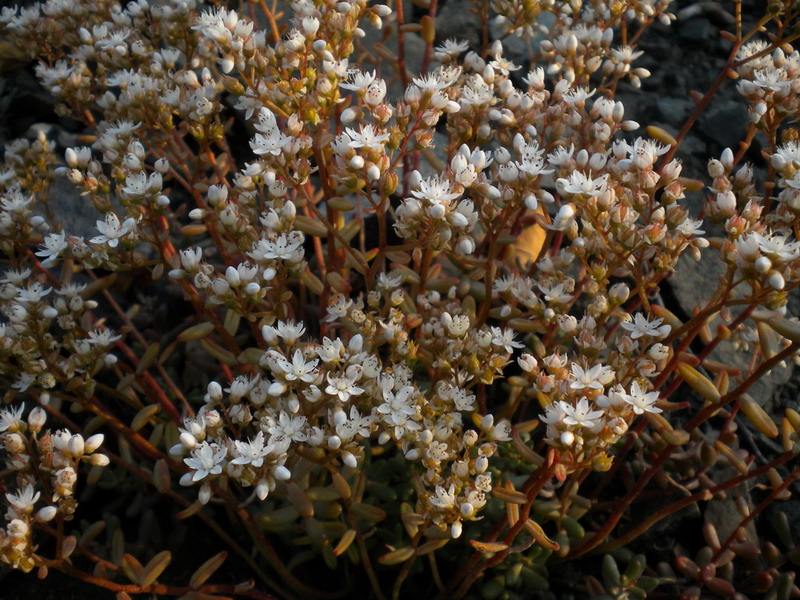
left=570, top=363, right=614, bottom=391
left=342, top=124, right=389, bottom=150
left=365, top=80, right=387, bottom=106
left=121, top=171, right=147, bottom=196
left=339, top=70, right=376, bottom=91
left=268, top=411, right=308, bottom=443
left=334, top=406, right=375, bottom=442
left=490, top=327, right=524, bottom=353
left=12, top=372, right=36, bottom=392
left=263, top=320, right=306, bottom=344
left=412, top=72, right=454, bottom=91
left=489, top=56, right=520, bottom=75
left=325, top=367, right=364, bottom=402
left=411, top=175, right=461, bottom=206
left=563, top=87, right=596, bottom=105
left=434, top=38, right=469, bottom=59
left=277, top=350, right=319, bottom=382
left=251, top=130, right=289, bottom=156
left=248, top=232, right=304, bottom=261
left=540, top=401, right=569, bottom=427
left=488, top=419, right=512, bottom=441
left=250, top=107, right=288, bottom=155
left=376, top=271, right=403, bottom=291
left=36, top=232, right=68, bottom=267
left=754, top=231, right=800, bottom=263
left=557, top=171, right=608, bottom=197
left=562, top=397, right=604, bottom=428
left=451, top=387, right=475, bottom=411
left=623, top=381, right=662, bottom=415
left=439, top=313, right=468, bottom=337
left=620, top=313, right=671, bottom=340
left=325, top=295, right=353, bottom=323
left=87, top=328, right=122, bottom=346
left=751, top=67, right=790, bottom=92
left=317, top=337, right=345, bottom=362
left=231, top=431, right=271, bottom=467
left=6, top=484, right=40, bottom=513
left=538, top=281, right=573, bottom=304
left=90, top=213, right=136, bottom=248
left=0, top=404, right=24, bottom=432
left=677, top=218, right=705, bottom=238
left=429, top=484, right=456, bottom=510
left=377, top=385, right=416, bottom=418
left=625, top=138, right=669, bottom=169
left=0, top=268, right=31, bottom=285
left=184, top=442, right=227, bottom=482
left=103, top=120, right=141, bottom=137
left=16, top=282, right=51, bottom=303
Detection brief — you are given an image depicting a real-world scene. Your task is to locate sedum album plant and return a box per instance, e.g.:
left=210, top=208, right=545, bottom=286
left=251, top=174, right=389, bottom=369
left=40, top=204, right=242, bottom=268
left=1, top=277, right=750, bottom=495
left=1, top=0, right=800, bottom=598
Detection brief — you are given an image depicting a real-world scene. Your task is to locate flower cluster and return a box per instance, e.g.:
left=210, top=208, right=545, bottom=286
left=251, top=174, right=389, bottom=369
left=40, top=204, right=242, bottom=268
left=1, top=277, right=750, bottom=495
left=1, top=403, right=108, bottom=571
left=0, top=0, right=798, bottom=597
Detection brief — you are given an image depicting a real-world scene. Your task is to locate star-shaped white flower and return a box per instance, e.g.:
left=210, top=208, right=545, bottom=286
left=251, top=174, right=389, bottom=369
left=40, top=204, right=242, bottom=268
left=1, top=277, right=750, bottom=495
left=623, top=381, right=662, bottom=415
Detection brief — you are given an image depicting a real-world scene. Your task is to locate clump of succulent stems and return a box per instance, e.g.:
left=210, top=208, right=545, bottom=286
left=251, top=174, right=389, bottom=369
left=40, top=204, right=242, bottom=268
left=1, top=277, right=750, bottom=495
left=1, top=0, right=800, bottom=598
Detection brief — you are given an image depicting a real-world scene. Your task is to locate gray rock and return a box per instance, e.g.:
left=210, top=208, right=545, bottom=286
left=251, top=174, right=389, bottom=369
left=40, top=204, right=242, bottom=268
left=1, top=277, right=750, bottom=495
left=698, top=100, right=749, bottom=151
left=656, top=98, right=693, bottom=124
left=679, top=17, right=715, bottom=42
left=675, top=133, right=707, bottom=160
left=704, top=466, right=758, bottom=542
left=359, top=3, right=425, bottom=100
left=416, top=130, right=450, bottom=180
left=45, top=174, right=101, bottom=239
left=668, top=251, right=793, bottom=409
left=436, top=0, right=482, bottom=53
left=488, top=11, right=557, bottom=68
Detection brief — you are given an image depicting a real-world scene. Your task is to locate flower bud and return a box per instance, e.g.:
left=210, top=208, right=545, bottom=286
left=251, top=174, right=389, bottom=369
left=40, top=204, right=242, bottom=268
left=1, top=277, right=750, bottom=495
left=456, top=238, right=475, bottom=255
left=341, top=107, right=358, bottom=123
left=708, top=159, right=725, bottom=178
left=720, top=147, right=734, bottom=168
left=481, top=415, right=494, bottom=432
left=4, top=433, right=24, bottom=453
left=768, top=271, right=785, bottom=290
left=342, top=451, right=358, bottom=468
left=609, top=282, right=630, bottom=304
left=474, top=455, right=488, bottom=473
left=716, top=191, right=737, bottom=216
left=348, top=334, right=363, bottom=353
left=451, top=521, right=463, bottom=538
left=429, top=203, right=446, bottom=219
left=274, top=465, right=291, bottom=480
left=36, top=506, right=57, bottom=522
left=208, top=381, right=223, bottom=401
left=89, top=454, right=110, bottom=466
left=68, top=435, right=85, bottom=457
left=65, top=148, right=79, bottom=168
left=85, top=433, right=104, bottom=453
left=225, top=266, right=240, bottom=286
left=256, top=479, right=270, bottom=500
left=180, top=432, right=198, bottom=450
left=28, top=407, right=46, bottom=432
left=199, top=483, right=212, bottom=505
left=755, top=256, right=772, bottom=273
